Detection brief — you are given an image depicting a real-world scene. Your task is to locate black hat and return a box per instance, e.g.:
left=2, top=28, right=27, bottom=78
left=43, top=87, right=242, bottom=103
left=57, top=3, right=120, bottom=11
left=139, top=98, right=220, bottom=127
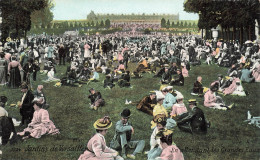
left=120, top=108, right=131, bottom=118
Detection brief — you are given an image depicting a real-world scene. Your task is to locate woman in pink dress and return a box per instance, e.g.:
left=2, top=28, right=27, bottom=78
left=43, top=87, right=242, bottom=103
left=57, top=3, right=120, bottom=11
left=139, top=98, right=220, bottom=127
left=78, top=116, right=123, bottom=160
left=204, top=84, right=233, bottom=110
left=17, top=98, right=59, bottom=139
left=170, top=91, right=187, bottom=118
left=223, top=77, right=240, bottom=95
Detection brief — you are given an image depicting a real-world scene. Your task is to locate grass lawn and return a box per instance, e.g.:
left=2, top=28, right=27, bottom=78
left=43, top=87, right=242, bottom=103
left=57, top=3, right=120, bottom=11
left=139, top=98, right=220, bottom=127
left=0, top=62, right=259, bottom=160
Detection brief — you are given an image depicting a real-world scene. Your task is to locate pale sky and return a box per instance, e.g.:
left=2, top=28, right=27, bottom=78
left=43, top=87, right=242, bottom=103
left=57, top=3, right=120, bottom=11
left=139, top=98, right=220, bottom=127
left=53, top=0, right=199, bottom=20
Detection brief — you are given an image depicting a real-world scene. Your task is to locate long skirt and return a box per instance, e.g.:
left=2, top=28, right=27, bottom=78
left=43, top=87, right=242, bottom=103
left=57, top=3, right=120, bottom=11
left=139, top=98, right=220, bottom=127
left=9, top=67, right=21, bottom=88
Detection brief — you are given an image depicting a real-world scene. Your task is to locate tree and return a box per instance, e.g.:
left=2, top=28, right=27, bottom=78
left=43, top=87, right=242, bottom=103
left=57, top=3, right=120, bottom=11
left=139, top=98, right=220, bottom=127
left=87, top=10, right=97, bottom=21
left=100, top=20, right=104, bottom=28
left=95, top=21, right=99, bottom=29
left=184, top=21, right=188, bottom=27
left=180, top=21, right=184, bottom=27
left=166, top=19, right=170, bottom=29
left=31, top=0, right=54, bottom=27
left=176, top=21, right=180, bottom=28
left=105, top=19, right=110, bottom=28
left=1, top=0, right=48, bottom=42
left=91, top=21, right=95, bottom=27
left=161, top=18, right=166, bottom=28
left=171, top=21, right=175, bottom=28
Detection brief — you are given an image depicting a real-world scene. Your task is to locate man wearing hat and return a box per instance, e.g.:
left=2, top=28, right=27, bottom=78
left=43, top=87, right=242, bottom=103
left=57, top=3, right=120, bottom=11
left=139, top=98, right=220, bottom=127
left=79, top=116, right=123, bottom=160
left=18, top=83, right=35, bottom=126
left=161, top=65, right=171, bottom=84
left=110, top=108, right=145, bottom=159
left=177, top=99, right=209, bottom=134
left=170, top=69, right=184, bottom=86
left=136, top=91, right=157, bottom=115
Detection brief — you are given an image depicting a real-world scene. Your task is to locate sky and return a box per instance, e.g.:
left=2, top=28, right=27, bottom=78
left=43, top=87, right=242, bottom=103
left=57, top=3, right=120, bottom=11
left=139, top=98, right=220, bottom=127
left=53, top=0, right=199, bottom=20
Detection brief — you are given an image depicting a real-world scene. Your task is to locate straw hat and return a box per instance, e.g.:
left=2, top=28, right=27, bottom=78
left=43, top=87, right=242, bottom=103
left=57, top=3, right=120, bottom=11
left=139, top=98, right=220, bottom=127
left=93, top=116, right=112, bottom=130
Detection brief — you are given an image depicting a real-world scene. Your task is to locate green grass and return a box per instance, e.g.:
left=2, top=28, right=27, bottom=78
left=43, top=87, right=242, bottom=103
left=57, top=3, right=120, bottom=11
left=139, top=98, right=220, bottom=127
left=0, top=62, right=260, bottom=160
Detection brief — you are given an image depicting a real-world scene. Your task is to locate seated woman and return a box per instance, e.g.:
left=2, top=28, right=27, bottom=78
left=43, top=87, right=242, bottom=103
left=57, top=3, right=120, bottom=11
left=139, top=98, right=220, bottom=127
left=191, top=76, right=204, bottom=96
left=223, top=75, right=240, bottom=95
left=231, top=80, right=246, bottom=96
left=204, top=83, right=234, bottom=110
left=151, top=92, right=168, bottom=129
left=147, top=116, right=184, bottom=160
left=17, top=98, right=59, bottom=139
left=240, top=66, right=254, bottom=83
left=170, top=92, right=187, bottom=118
left=88, top=69, right=99, bottom=82
left=44, top=67, right=60, bottom=82
left=78, top=116, right=123, bottom=160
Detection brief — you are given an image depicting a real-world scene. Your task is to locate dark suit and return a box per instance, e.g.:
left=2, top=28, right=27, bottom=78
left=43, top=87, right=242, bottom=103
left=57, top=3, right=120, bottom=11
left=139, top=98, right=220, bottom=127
left=0, top=116, right=16, bottom=145
left=193, top=81, right=203, bottom=94
left=177, top=106, right=207, bottom=134
left=20, top=90, right=34, bottom=125
left=161, top=71, right=172, bottom=84
left=136, top=96, right=157, bottom=115
left=170, top=73, right=184, bottom=86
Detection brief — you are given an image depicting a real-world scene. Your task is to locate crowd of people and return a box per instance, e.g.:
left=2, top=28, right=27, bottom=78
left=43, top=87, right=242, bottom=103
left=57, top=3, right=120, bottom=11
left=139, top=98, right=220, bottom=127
left=0, top=30, right=259, bottom=159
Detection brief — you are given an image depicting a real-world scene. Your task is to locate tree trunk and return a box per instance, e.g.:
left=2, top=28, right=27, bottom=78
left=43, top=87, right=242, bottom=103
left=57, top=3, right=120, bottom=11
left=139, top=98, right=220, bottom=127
left=233, top=26, right=236, bottom=41
left=227, top=27, right=230, bottom=42
left=201, top=29, right=204, bottom=39
left=222, top=27, right=224, bottom=41
left=248, top=25, right=251, bottom=40
left=240, top=25, right=243, bottom=45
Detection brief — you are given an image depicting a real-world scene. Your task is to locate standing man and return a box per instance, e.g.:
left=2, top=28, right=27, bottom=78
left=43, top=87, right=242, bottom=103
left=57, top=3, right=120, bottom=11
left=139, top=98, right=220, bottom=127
left=177, top=99, right=209, bottom=134
left=58, top=44, right=66, bottom=65
left=18, top=83, right=34, bottom=126
left=110, top=108, right=145, bottom=159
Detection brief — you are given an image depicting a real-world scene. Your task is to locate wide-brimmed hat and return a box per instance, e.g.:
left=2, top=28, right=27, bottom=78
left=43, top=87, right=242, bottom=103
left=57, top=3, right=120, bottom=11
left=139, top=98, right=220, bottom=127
left=93, top=116, right=112, bottom=130
left=149, top=91, right=156, bottom=95
left=188, top=99, right=197, bottom=105
left=176, top=91, right=184, bottom=100
left=156, top=91, right=165, bottom=101
left=120, top=108, right=131, bottom=118
left=153, top=114, right=167, bottom=126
